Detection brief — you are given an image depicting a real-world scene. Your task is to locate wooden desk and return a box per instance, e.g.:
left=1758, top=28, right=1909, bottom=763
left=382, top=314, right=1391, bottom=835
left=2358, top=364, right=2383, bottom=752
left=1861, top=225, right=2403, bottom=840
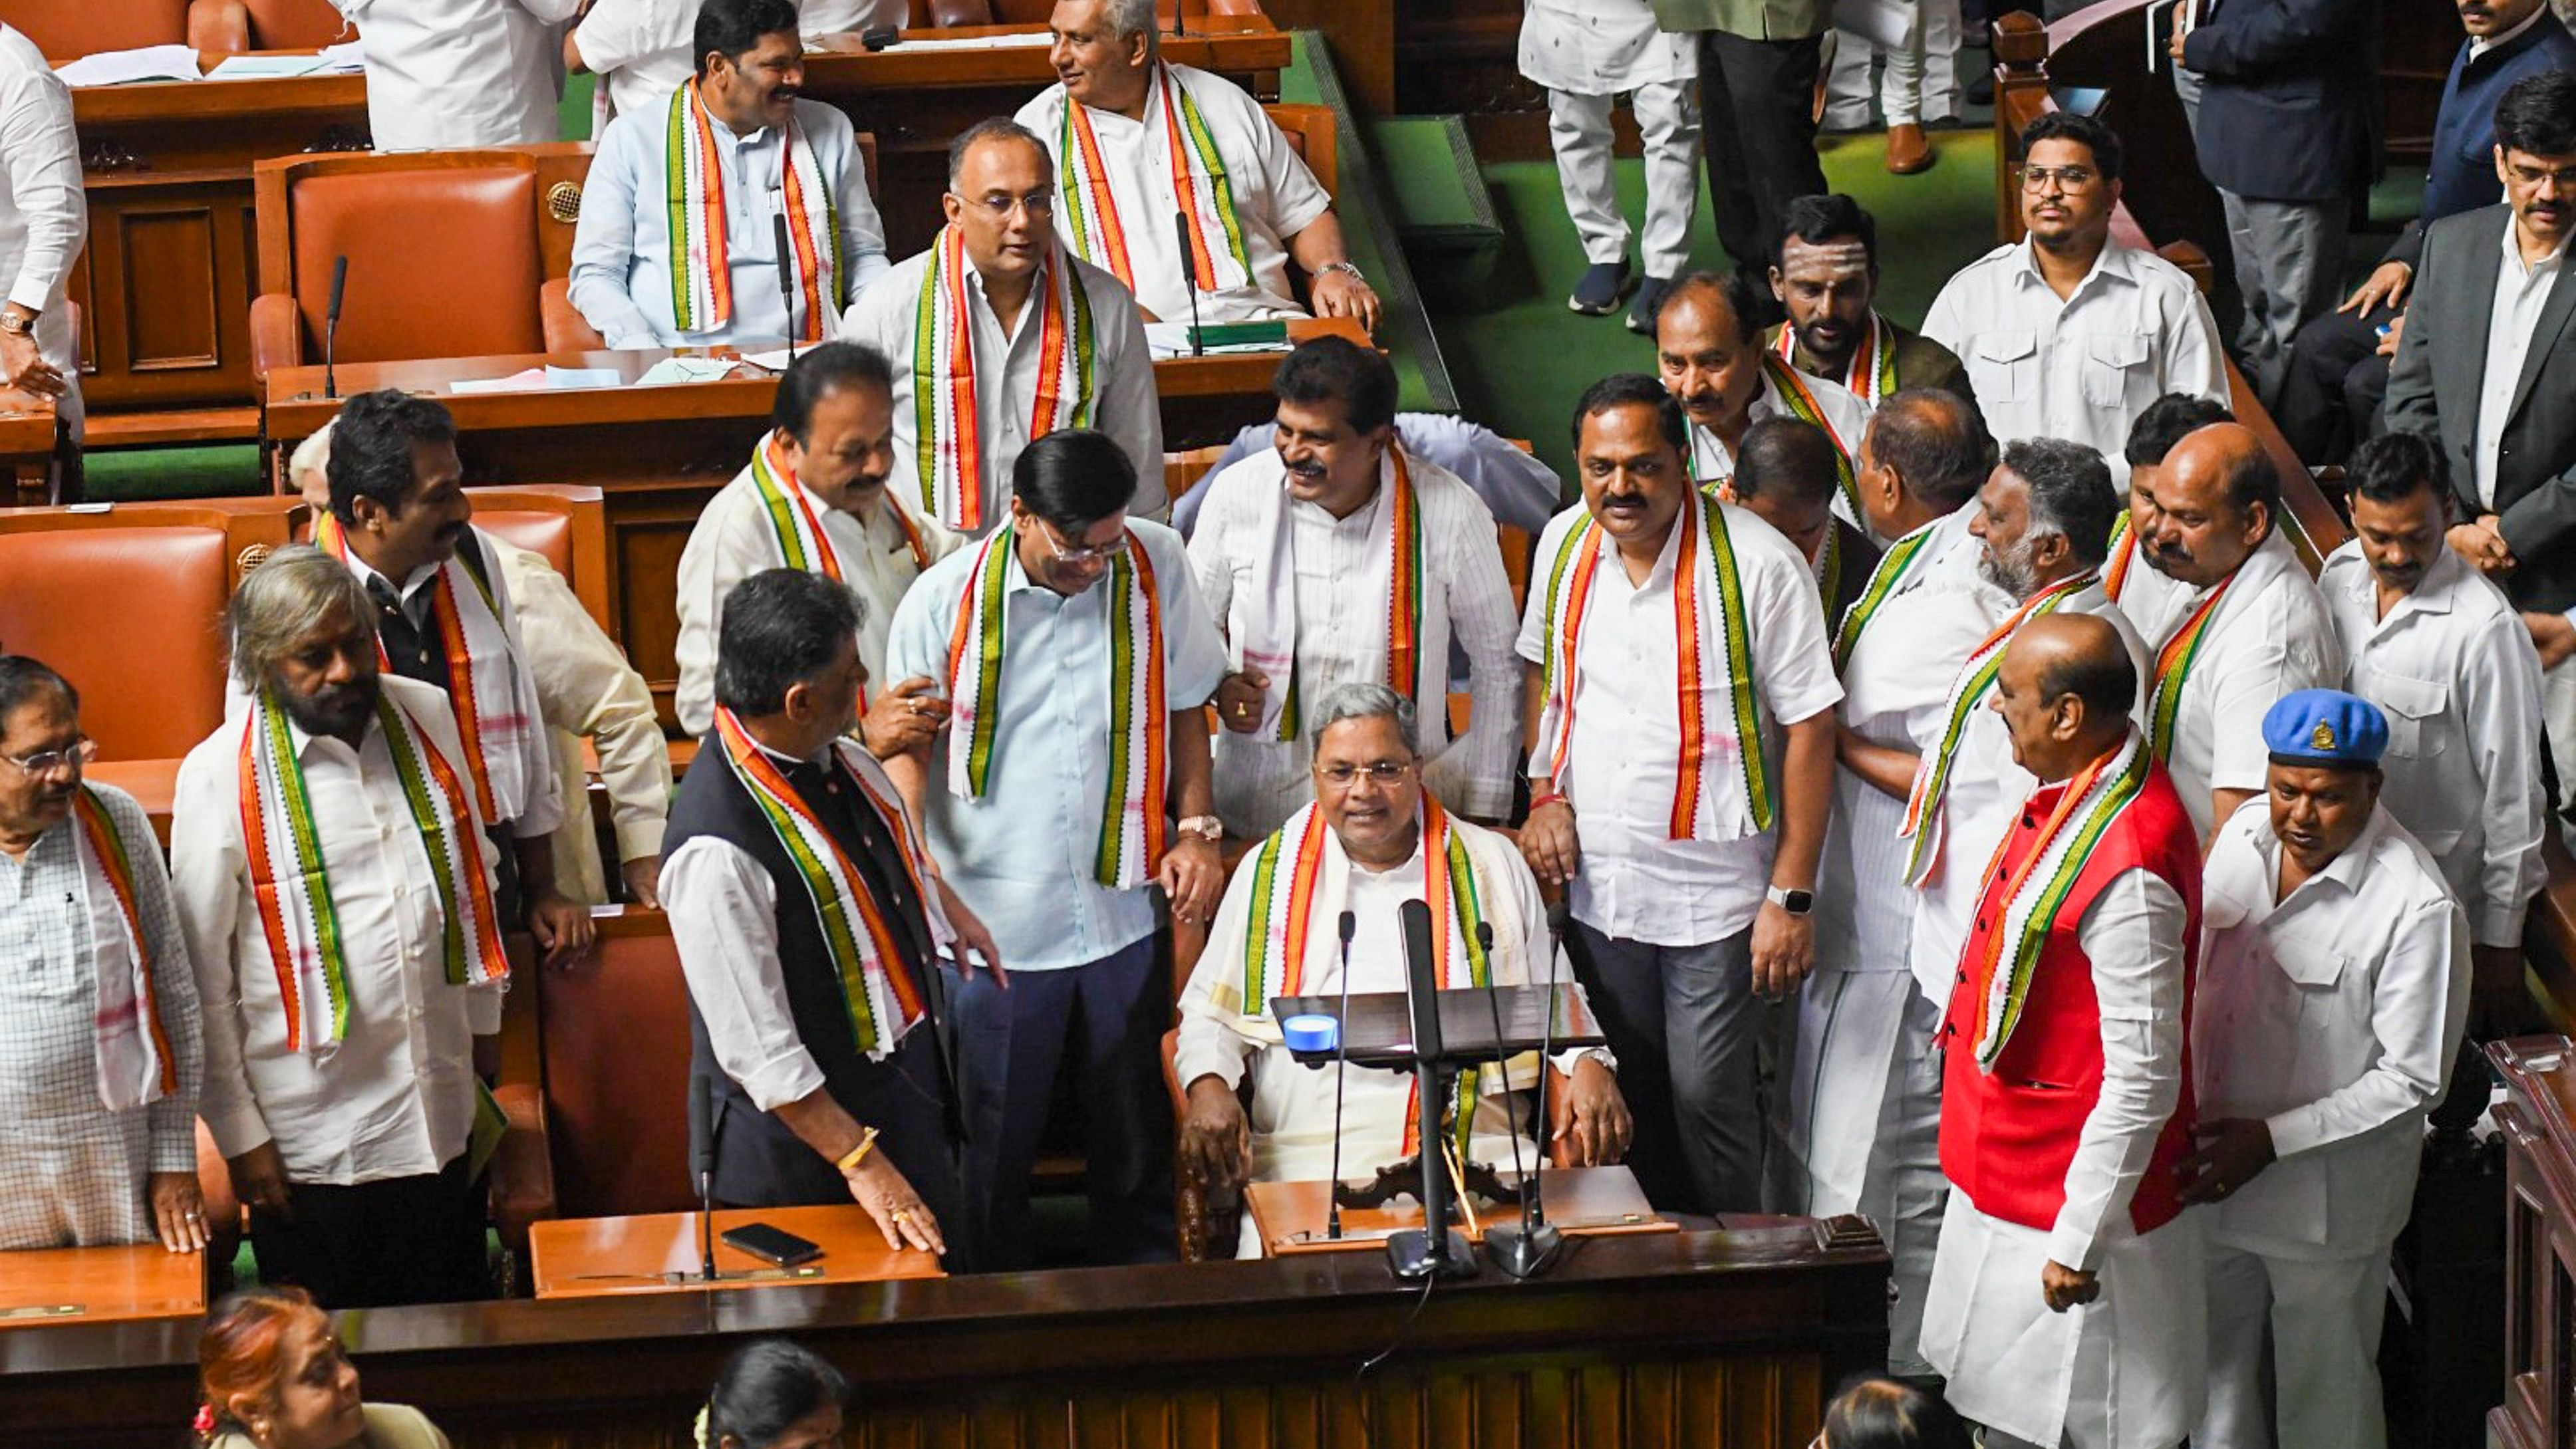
left=0, top=1244, right=205, bottom=1329
left=530, top=1206, right=942, bottom=1299
left=0, top=393, right=58, bottom=505
left=1246, top=1166, right=1674, bottom=1256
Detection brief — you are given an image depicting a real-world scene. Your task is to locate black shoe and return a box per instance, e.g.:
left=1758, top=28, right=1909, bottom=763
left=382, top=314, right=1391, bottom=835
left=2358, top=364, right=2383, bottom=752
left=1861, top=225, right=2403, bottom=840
left=1568, top=260, right=1632, bottom=315
left=1626, top=275, right=1674, bottom=335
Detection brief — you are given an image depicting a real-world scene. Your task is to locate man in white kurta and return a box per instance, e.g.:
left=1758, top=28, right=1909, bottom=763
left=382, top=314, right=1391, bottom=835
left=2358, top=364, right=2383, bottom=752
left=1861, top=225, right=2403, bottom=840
left=1518, top=0, right=1700, bottom=332
left=2130, top=422, right=2343, bottom=840
left=0, top=25, right=84, bottom=441
left=1015, top=0, right=1377, bottom=329
left=1175, top=684, right=1628, bottom=1255
left=2186, top=690, right=2470, bottom=1449
left=1189, top=338, right=1522, bottom=840
left=1653, top=273, right=1872, bottom=533
left=335, top=0, right=580, bottom=150
left=674, top=342, right=962, bottom=739
left=841, top=119, right=1164, bottom=534
left=569, top=0, right=905, bottom=123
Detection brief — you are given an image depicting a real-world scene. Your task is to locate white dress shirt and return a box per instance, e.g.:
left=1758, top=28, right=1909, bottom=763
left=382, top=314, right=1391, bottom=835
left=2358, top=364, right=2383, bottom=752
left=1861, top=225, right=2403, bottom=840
left=1188, top=447, right=1524, bottom=837
left=1513, top=500, right=1844, bottom=947
left=0, top=26, right=84, bottom=437
left=2474, top=221, right=2568, bottom=509
left=1686, top=365, right=1872, bottom=510
left=672, top=452, right=964, bottom=737
left=1920, top=237, right=2227, bottom=475
left=2321, top=540, right=2546, bottom=946
left=170, top=677, right=504, bottom=1186
left=842, top=243, right=1166, bottom=531
left=335, top=0, right=581, bottom=151
left=1014, top=64, right=1334, bottom=326
left=1185, top=412, right=1566, bottom=537
left=2197, top=801, right=2469, bottom=1258
left=569, top=94, right=889, bottom=350
left=573, top=0, right=906, bottom=122
left=1518, top=0, right=1698, bottom=93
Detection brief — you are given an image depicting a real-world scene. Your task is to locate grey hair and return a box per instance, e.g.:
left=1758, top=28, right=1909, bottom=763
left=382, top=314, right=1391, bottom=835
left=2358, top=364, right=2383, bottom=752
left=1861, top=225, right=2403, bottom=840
left=1304, top=680, right=1419, bottom=757
left=1101, top=0, right=1159, bottom=46
left=227, top=544, right=370, bottom=691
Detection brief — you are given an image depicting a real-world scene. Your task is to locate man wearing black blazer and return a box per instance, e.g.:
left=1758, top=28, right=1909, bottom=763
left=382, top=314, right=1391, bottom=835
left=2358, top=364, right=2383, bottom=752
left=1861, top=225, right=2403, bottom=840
left=2386, top=69, right=2576, bottom=807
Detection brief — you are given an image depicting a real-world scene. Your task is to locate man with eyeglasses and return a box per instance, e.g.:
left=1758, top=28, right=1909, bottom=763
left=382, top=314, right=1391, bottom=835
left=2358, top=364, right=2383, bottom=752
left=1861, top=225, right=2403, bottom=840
left=883, top=428, right=1228, bottom=1267
left=1173, top=681, right=1630, bottom=1257
left=843, top=117, right=1163, bottom=536
left=0, top=656, right=206, bottom=1255
left=1920, top=110, right=2226, bottom=481
left=2388, top=69, right=2576, bottom=821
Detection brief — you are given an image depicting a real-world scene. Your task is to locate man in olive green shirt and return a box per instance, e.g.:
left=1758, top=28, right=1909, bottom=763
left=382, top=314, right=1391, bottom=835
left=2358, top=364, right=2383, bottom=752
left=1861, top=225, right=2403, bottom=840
left=1653, top=0, right=1830, bottom=271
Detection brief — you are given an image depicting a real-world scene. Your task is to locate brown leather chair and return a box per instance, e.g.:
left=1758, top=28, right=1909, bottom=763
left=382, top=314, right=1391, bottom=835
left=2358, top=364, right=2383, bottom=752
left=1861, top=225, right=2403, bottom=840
left=11, top=0, right=190, bottom=57
left=464, top=485, right=613, bottom=636
left=537, top=910, right=700, bottom=1218
left=188, top=0, right=350, bottom=51
left=1265, top=104, right=1336, bottom=199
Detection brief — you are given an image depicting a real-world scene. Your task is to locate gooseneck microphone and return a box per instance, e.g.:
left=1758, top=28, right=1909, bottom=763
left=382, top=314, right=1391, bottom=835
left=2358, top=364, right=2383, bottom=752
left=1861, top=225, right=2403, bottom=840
left=1326, top=908, right=1356, bottom=1240
left=1471, top=920, right=1526, bottom=1196
left=773, top=209, right=799, bottom=362
left=323, top=255, right=349, bottom=400
left=689, top=1073, right=720, bottom=1282
left=1175, top=210, right=1205, bottom=356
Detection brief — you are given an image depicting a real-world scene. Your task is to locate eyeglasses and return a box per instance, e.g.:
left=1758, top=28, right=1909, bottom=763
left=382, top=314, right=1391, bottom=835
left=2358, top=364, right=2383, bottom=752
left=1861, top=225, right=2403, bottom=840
left=1, top=735, right=94, bottom=778
left=951, top=189, right=1056, bottom=219
left=2021, top=164, right=2099, bottom=194
left=1314, top=759, right=1415, bottom=787
left=2507, top=162, right=2576, bottom=190
left=1028, top=516, right=1130, bottom=566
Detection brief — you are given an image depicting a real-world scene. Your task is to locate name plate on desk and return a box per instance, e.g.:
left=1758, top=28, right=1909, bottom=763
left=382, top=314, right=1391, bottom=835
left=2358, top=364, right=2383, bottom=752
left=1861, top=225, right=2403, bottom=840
left=1246, top=1166, right=1673, bottom=1257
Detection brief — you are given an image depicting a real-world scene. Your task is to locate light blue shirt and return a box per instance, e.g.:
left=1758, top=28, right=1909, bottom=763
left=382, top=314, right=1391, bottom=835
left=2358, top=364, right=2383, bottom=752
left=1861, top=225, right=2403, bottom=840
left=568, top=92, right=889, bottom=350
left=885, top=519, right=1228, bottom=972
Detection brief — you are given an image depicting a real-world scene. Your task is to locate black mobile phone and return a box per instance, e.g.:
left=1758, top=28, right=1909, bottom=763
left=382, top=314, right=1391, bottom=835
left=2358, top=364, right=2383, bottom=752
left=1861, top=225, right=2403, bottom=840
left=720, top=1222, right=824, bottom=1268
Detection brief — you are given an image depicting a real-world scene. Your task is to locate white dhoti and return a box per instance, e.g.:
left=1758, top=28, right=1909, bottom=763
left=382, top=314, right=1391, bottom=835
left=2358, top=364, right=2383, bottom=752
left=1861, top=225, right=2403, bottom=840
left=1520, top=0, right=1701, bottom=281
left=2196, top=1236, right=2390, bottom=1449
left=1824, top=0, right=1962, bottom=129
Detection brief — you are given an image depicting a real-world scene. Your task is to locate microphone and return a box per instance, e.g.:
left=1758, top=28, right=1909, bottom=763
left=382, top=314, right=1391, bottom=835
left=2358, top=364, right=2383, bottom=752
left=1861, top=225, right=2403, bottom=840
left=689, top=1072, right=720, bottom=1282
left=1174, top=211, right=1205, bottom=356
left=323, top=255, right=349, bottom=400
left=1326, top=908, right=1356, bottom=1240
left=1172, top=0, right=1186, bottom=37
left=1386, top=897, right=1470, bottom=1278
left=1470, top=918, right=1532, bottom=1216
left=1487, top=904, right=1568, bottom=1276
left=773, top=209, right=799, bottom=362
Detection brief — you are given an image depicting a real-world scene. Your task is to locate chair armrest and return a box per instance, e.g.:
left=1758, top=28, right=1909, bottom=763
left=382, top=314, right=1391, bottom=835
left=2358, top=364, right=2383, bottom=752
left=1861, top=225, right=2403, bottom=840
left=925, top=0, right=996, bottom=24
left=249, top=294, right=304, bottom=385
left=541, top=279, right=608, bottom=353
left=486, top=1082, right=558, bottom=1253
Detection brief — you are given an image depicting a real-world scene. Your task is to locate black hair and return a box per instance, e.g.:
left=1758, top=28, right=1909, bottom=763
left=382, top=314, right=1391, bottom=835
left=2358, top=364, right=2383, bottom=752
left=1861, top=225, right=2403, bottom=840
left=1733, top=417, right=1841, bottom=507
left=326, top=388, right=456, bottom=524
left=2122, top=392, right=2233, bottom=467
left=772, top=342, right=895, bottom=446
left=1012, top=428, right=1138, bottom=531
left=1818, top=1377, right=1975, bottom=1449
left=1570, top=372, right=1689, bottom=460
left=1774, top=193, right=1880, bottom=269
left=1270, top=334, right=1397, bottom=436
left=2346, top=430, right=2453, bottom=508
left=2496, top=69, right=2576, bottom=159
left=712, top=569, right=861, bottom=718
left=694, top=0, right=801, bottom=78
left=2021, top=109, right=2124, bottom=183
left=703, top=1340, right=851, bottom=1449
left=2003, top=438, right=2117, bottom=569
left=1866, top=388, right=1992, bottom=513
left=1657, top=269, right=1772, bottom=345
left=2035, top=620, right=2138, bottom=723
left=948, top=116, right=1049, bottom=189
left=0, top=655, right=76, bottom=727
left=2217, top=436, right=2281, bottom=523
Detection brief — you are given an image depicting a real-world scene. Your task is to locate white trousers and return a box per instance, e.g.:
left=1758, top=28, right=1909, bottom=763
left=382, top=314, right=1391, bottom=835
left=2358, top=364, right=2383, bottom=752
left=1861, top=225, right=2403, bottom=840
left=2194, top=1239, right=2390, bottom=1449
left=1822, top=0, right=1962, bottom=128
left=1544, top=82, right=1703, bottom=281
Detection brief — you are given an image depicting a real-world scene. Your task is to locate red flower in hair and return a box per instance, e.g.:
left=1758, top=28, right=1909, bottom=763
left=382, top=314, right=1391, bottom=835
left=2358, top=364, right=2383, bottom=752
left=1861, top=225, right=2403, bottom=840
left=192, top=1404, right=216, bottom=1437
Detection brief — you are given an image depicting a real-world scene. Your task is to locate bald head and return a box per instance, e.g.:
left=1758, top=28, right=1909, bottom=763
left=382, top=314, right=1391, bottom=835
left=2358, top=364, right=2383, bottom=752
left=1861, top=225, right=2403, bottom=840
left=1992, top=612, right=2136, bottom=781
left=2139, top=421, right=2276, bottom=589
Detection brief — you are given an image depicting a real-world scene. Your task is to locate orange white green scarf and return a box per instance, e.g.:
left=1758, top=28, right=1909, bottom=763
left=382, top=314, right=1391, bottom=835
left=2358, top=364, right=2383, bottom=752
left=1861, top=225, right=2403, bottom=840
left=1054, top=61, right=1252, bottom=295
left=1534, top=494, right=1770, bottom=841
left=72, top=786, right=179, bottom=1113
left=2104, top=509, right=2140, bottom=601
left=913, top=226, right=1097, bottom=531
left=2147, top=575, right=2234, bottom=762
left=1761, top=354, right=1862, bottom=523
left=666, top=78, right=841, bottom=340
left=1830, top=513, right=1936, bottom=669
left=1235, top=448, right=1425, bottom=741
left=238, top=689, right=507, bottom=1055
left=748, top=433, right=850, bottom=582
left=1775, top=311, right=1896, bottom=410
left=713, top=707, right=940, bottom=1059
left=943, top=525, right=1167, bottom=888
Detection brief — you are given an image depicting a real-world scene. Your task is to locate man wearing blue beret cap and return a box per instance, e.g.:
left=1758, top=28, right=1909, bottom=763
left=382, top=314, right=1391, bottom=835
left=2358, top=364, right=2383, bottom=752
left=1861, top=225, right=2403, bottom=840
left=2186, top=686, right=2471, bottom=1449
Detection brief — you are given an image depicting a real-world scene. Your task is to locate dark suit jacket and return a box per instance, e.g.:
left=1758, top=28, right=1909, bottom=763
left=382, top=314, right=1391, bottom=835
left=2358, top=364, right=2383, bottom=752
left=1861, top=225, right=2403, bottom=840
left=2182, top=0, right=2378, bottom=202
left=2386, top=202, right=2576, bottom=613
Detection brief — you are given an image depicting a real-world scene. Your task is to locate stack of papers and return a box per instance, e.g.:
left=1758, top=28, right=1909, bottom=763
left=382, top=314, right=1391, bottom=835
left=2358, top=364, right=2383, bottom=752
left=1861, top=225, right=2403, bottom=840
left=55, top=46, right=202, bottom=87
left=1143, top=322, right=1295, bottom=360
left=206, top=55, right=329, bottom=80
left=633, top=356, right=741, bottom=386
left=878, top=30, right=1053, bottom=52
left=448, top=365, right=627, bottom=396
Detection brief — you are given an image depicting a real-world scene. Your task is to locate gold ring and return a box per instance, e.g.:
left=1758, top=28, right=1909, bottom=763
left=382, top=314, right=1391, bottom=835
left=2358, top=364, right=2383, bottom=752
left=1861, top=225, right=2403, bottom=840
left=891, top=1210, right=910, bottom=1222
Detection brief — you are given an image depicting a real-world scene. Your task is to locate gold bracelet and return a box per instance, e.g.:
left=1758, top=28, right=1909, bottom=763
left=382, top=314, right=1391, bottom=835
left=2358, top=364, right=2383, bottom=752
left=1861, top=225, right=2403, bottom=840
left=835, top=1126, right=880, bottom=1176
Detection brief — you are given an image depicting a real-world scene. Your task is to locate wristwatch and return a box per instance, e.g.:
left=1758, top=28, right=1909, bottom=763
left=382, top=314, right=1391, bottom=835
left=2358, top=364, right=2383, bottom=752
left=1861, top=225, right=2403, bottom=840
left=0, top=311, right=34, bottom=337
left=1765, top=884, right=1814, bottom=916
left=1314, top=261, right=1365, bottom=285
left=1176, top=814, right=1223, bottom=843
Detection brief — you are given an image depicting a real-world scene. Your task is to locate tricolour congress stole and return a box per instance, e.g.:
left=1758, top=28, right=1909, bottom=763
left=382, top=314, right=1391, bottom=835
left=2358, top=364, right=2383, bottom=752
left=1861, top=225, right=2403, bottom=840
left=913, top=226, right=1097, bottom=531
left=1238, top=448, right=1425, bottom=741
left=1773, top=311, right=1896, bottom=410
left=1963, top=731, right=2150, bottom=1069
left=1761, top=354, right=1861, bottom=523
left=665, top=78, right=841, bottom=340
left=749, top=434, right=849, bottom=582
left=1830, top=513, right=1936, bottom=670
left=314, top=515, right=539, bottom=827
left=2146, top=570, right=2235, bottom=761
left=72, top=786, right=178, bottom=1113
left=238, top=690, right=507, bottom=1055
left=2103, top=509, right=2140, bottom=601
left=1234, top=796, right=1490, bottom=1160
left=943, top=525, right=1168, bottom=887
left=712, top=707, right=938, bottom=1059
left=1534, top=493, right=1771, bottom=841
left=1055, top=62, right=1252, bottom=294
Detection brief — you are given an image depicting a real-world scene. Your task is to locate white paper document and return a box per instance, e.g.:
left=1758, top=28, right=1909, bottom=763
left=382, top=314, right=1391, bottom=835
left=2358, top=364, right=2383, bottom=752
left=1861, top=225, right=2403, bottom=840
left=55, top=46, right=202, bottom=88
left=633, top=356, right=740, bottom=386
left=877, top=30, right=1053, bottom=52
left=1143, top=322, right=1294, bottom=360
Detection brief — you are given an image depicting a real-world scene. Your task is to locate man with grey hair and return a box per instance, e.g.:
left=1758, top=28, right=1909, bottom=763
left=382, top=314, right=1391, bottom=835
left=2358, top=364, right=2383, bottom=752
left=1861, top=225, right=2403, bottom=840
left=170, top=545, right=507, bottom=1309
left=1174, top=680, right=1630, bottom=1257
left=1014, top=0, right=1380, bottom=330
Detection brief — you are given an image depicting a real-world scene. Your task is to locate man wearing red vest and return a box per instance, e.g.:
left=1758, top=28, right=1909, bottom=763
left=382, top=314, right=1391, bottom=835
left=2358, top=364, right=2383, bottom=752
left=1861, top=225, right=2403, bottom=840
left=1920, top=613, right=2206, bottom=1449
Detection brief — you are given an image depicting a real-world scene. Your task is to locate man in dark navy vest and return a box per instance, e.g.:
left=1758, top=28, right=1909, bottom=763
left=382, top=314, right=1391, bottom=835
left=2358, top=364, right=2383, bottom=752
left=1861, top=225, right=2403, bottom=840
left=660, top=569, right=1002, bottom=1265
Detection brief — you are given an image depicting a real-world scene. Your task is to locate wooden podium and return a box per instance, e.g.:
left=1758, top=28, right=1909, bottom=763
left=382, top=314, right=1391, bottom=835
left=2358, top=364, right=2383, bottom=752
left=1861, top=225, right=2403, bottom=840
left=528, top=1204, right=942, bottom=1299
left=0, top=1244, right=206, bottom=1329
left=1245, top=1166, right=1674, bottom=1257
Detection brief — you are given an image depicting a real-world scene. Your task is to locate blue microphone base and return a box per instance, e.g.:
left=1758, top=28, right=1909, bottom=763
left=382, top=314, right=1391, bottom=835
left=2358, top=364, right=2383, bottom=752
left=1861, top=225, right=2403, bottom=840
left=1386, top=1227, right=1477, bottom=1281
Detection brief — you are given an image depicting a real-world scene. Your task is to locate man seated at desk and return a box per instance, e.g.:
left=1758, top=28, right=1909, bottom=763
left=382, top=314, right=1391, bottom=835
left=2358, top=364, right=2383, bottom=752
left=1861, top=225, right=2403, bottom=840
left=1175, top=681, right=1631, bottom=1257
left=569, top=0, right=891, bottom=352
left=1014, top=0, right=1382, bottom=332
left=570, top=0, right=905, bottom=123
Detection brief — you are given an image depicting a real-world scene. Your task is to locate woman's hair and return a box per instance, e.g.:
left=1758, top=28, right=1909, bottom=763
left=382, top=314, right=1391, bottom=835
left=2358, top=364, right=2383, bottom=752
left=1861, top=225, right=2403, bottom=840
left=1819, top=1376, right=1973, bottom=1449
left=700, top=1339, right=851, bottom=1449
left=196, top=1287, right=326, bottom=1442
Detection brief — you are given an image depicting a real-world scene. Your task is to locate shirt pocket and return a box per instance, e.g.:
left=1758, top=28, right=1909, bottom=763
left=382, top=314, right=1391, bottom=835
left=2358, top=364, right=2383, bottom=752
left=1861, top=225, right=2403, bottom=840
left=2369, top=672, right=2448, bottom=761
left=2080, top=332, right=2153, bottom=410
left=1968, top=330, right=2038, bottom=406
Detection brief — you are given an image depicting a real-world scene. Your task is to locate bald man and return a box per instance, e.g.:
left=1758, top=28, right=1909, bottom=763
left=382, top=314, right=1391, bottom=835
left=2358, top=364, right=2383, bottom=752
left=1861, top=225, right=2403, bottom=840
left=1653, top=271, right=1872, bottom=537
left=2127, top=423, right=2341, bottom=840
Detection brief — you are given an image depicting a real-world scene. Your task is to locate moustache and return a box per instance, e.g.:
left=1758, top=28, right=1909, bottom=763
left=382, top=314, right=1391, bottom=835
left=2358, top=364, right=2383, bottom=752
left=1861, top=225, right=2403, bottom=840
left=1599, top=493, right=1649, bottom=512
left=1286, top=460, right=1328, bottom=479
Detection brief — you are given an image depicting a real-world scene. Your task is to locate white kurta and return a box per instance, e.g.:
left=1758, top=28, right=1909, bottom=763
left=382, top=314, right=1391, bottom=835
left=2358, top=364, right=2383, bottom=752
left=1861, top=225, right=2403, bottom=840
left=1518, top=0, right=1697, bottom=92
left=574, top=0, right=907, bottom=122
left=0, top=25, right=84, bottom=438
left=337, top=0, right=580, bottom=151
left=672, top=449, right=964, bottom=737
left=1686, top=365, right=1874, bottom=536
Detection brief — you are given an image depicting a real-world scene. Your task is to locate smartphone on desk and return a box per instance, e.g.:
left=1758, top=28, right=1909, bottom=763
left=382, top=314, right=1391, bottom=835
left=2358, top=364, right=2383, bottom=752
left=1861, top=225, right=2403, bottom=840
left=720, top=1222, right=824, bottom=1268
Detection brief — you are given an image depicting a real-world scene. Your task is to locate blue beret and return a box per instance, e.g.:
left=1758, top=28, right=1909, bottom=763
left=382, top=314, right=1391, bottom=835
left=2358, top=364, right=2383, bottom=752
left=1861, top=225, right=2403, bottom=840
left=2262, top=688, right=2388, bottom=767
